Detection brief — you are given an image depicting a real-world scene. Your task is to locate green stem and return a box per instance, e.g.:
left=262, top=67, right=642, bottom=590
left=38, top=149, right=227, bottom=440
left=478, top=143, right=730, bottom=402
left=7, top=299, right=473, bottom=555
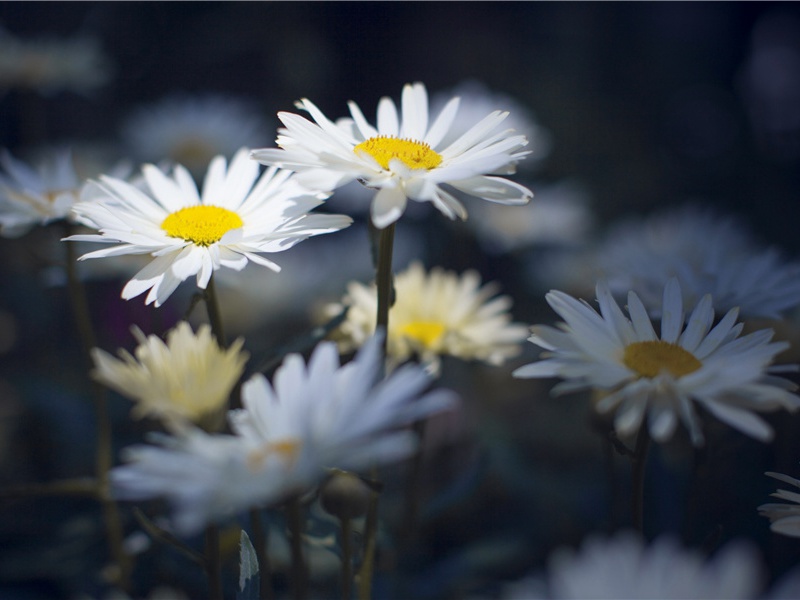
left=249, top=508, right=274, bottom=600
left=205, top=274, right=227, bottom=348
left=340, top=517, right=353, bottom=600
left=287, top=499, right=308, bottom=600
left=205, top=525, right=224, bottom=600
left=631, top=425, right=651, bottom=534
left=64, top=225, right=131, bottom=590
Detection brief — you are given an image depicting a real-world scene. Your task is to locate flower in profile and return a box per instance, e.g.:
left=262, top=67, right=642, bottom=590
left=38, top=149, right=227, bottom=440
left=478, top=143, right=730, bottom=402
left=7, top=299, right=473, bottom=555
left=326, top=261, right=529, bottom=374
left=65, top=148, right=352, bottom=307
left=513, top=279, right=800, bottom=445
left=121, top=94, right=270, bottom=176
left=111, top=332, right=457, bottom=535
left=594, top=205, right=800, bottom=319
left=91, top=321, right=248, bottom=427
left=0, top=27, right=112, bottom=95
left=758, top=469, right=800, bottom=538
left=502, top=531, right=763, bottom=599
left=251, top=82, right=532, bottom=228
left=0, top=149, right=87, bottom=237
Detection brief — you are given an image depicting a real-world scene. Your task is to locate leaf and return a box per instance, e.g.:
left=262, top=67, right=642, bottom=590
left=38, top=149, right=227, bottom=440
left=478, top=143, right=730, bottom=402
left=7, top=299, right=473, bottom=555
left=238, top=529, right=259, bottom=599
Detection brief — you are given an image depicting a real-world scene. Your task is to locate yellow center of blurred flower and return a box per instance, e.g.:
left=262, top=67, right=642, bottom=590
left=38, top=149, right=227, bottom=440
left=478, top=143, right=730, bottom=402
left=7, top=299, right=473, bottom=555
left=247, top=439, right=302, bottom=471
left=398, top=321, right=446, bottom=349
left=161, top=205, right=243, bottom=246
left=354, top=136, right=442, bottom=171
left=622, top=340, right=702, bottom=378
left=171, top=137, right=216, bottom=169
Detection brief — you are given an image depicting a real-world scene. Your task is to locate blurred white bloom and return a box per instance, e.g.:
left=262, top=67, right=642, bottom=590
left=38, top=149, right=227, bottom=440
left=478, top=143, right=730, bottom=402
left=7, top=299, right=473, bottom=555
left=121, top=94, right=271, bottom=174
left=513, top=279, right=800, bottom=445
left=466, top=179, right=594, bottom=254
left=759, top=469, right=800, bottom=538
left=252, top=82, right=532, bottom=228
left=0, top=28, right=112, bottom=95
left=506, top=532, right=763, bottom=599
left=111, top=333, right=457, bottom=535
left=430, top=80, right=552, bottom=167
left=327, top=261, right=529, bottom=374
left=91, top=321, right=248, bottom=426
left=65, top=148, right=352, bottom=307
left=595, top=205, right=800, bottom=319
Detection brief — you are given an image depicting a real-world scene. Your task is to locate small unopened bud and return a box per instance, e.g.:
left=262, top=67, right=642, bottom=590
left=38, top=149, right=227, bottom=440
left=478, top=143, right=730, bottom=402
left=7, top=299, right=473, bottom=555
left=320, top=471, right=372, bottom=520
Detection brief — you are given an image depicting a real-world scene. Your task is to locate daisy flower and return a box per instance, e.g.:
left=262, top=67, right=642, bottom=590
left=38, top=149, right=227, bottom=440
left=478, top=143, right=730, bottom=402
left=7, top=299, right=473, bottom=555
left=595, top=205, right=800, bottom=319
left=758, top=469, right=800, bottom=538
left=111, top=332, right=457, bottom=535
left=251, top=82, right=532, bottom=228
left=325, top=261, right=529, bottom=374
left=121, top=94, right=270, bottom=176
left=64, top=148, right=353, bottom=307
left=512, top=278, right=800, bottom=445
left=91, top=321, right=248, bottom=427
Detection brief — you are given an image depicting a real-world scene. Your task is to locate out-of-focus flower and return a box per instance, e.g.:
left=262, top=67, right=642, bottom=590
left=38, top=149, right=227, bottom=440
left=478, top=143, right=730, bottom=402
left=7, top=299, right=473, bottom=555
left=326, top=261, right=529, bottom=374
left=759, top=469, right=800, bottom=538
left=65, top=148, right=352, bottom=307
left=0, top=27, right=112, bottom=95
left=91, top=322, right=248, bottom=427
left=465, top=179, right=594, bottom=254
left=111, top=333, right=457, bottom=535
left=513, top=279, right=800, bottom=445
left=594, top=205, right=800, bottom=320
left=430, top=80, right=552, bottom=168
left=252, top=82, right=532, bottom=228
left=121, top=94, right=271, bottom=175
left=501, top=531, right=764, bottom=599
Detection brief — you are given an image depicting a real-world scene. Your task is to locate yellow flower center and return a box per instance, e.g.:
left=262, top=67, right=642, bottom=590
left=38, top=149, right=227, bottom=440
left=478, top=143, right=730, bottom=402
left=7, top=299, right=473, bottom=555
left=161, top=205, right=243, bottom=246
left=398, top=321, right=446, bottom=350
left=247, top=439, right=302, bottom=471
left=622, top=340, right=702, bottom=378
left=354, top=136, right=443, bottom=171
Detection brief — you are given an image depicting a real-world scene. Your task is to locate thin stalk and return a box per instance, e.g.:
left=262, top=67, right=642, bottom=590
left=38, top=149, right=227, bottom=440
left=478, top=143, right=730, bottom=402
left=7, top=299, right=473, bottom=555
left=64, top=226, right=131, bottom=590
left=205, top=525, right=224, bottom=600
left=287, top=499, right=308, bottom=600
left=356, top=481, right=379, bottom=600
left=631, top=426, right=651, bottom=534
left=249, top=508, right=274, bottom=600
left=340, top=517, right=353, bottom=600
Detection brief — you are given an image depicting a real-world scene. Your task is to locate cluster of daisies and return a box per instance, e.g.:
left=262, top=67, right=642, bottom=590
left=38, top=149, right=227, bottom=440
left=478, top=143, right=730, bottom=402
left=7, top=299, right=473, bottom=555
left=3, top=78, right=800, bottom=598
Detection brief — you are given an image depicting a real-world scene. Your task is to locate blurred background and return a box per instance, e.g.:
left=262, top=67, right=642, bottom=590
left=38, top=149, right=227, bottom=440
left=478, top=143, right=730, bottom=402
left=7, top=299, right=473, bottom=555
left=1, top=2, right=800, bottom=599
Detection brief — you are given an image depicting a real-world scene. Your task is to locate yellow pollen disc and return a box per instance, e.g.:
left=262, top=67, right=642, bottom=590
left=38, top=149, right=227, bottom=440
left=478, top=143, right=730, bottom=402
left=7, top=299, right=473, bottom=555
left=622, top=340, right=702, bottom=378
left=161, top=205, right=243, bottom=246
left=354, top=136, right=443, bottom=171
left=247, top=439, right=302, bottom=472
left=398, top=321, right=446, bottom=349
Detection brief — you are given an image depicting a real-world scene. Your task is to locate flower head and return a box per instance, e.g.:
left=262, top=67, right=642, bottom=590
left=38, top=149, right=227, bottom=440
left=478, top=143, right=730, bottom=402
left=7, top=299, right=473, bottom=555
left=65, top=148, right=352, bottom=306
left=759, top=469, right=800, bottom=538
left=91, top=321, right=248, bottom=427
left=111, top=332, right=457, bottom=535
left=327, top=261, right=529, bottom=374
left=252, top=82, right=532, bottom=228
left=595, top=205, right=800, bottom=320
left=513, top=279, right=800, bottom=445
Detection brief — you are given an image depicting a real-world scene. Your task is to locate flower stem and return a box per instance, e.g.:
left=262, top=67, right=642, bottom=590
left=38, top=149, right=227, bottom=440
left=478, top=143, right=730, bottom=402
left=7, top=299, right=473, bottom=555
left=287, top=499, right=308, bottom=600
left=205, top=274, right=227, bottom=348
left=631, top=426, right=651, bottom=534
left=205, top=525, right=224, bottom=600
left=64, top=225, right=131, bottom=590
left=249, top=508, right=274, bottom=600
left=340, top=517, right=353, bottom=600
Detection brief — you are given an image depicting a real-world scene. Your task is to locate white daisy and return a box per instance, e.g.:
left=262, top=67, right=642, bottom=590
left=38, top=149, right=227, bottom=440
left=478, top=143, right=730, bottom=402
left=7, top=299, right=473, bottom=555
left=512, top=278, right=800, bottom=445
left=326, top=261, right=529, bottom=374
left=111, top=333, right=457, bottom=535
left=595, top=205, right=800, bottom=319
left=758, top=469, right=800, bottom=538
left=251, top=82, right=532, bottom=228
left=64, top=148, right=353, bottom=307
left=121, top=94, right=270, bottom=175
left=0, top=149, right=88, bottom=237
left=91, top=321, right=248, bottom=427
